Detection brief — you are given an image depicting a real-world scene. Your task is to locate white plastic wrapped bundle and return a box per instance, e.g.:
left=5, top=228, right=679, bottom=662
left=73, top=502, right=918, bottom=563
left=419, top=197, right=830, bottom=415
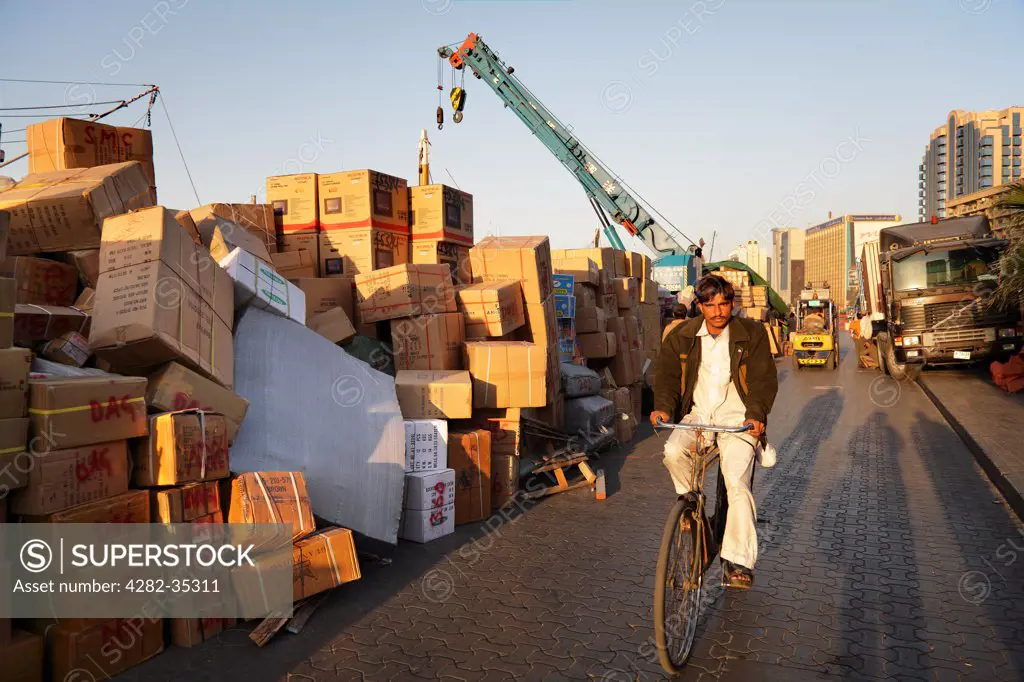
left=230, top=307, right=406, bottom=544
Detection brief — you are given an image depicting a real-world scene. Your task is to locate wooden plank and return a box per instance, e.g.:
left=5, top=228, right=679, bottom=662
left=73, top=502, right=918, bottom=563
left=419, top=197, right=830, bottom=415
left=532, top=454, right=588, bottom=474
left=595, top=469, right=606, bottom=500
left=249, top=614, right=290, bottom=647
left=578, top=461, right=598, bottom=484
left=554, top=467, right=569, bottom=489
left=286, top=592, right=330, bottom=634
left=524, top=479, right=592, bottom=501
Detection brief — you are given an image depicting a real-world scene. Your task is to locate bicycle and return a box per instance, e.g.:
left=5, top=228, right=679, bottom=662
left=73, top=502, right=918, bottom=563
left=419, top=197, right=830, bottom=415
left=651, top=418, right=754, bottom=675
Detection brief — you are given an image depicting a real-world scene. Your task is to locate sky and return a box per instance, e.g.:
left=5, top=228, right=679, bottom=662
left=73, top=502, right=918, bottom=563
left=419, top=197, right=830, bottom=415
left=1, top=0, right=1021, bottom=258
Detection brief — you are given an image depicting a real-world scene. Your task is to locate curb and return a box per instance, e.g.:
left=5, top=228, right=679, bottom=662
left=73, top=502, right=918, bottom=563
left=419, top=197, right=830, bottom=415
left=917, top=378, right=1024, bottom=524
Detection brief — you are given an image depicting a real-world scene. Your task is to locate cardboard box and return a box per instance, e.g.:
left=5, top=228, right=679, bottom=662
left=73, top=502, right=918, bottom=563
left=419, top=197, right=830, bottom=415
left=0, top=631, right=43, bottom=682
left=47, top=617, right=164, bottom=682
left=234, top=527, right=361, bottom=603
left=641, top=278, right=659, bottom=304
left=606, top=317, right=636, bottom=385
left=553, top=257, right=599, bottom=288
left=513, top=295, right=557, bottom=347
left=0, top=418, right=29, bottom=492
left=276, top=232, right=320, bottom=276
left=226, top=471, right=316, bottom=544
left=460, top=408, right=521, bottom=458
left=552, top=273, right=575, bottom=296
left=355, top=264, right=456, bottom=323
left=152, top=480, right=221, bottom=523
left=0, top=347, right=31, bottom=419
left=554, top=294, right=576, bottom=319
left=10, top=440, right=129, bottom=516
left=578, top=331, right=617, bottom=359
left=395, top=370, right=472, bottom=420
left=627, top=252, right=652, bottom=280
left=171, top=614, right=237, bottom=649
left=132, top=410, right=229, bottom=487
left=267, top=173, right=319, bottom=233
left=308, top=307, right=356, bottom=345
left=296, top=277, right=353, bottom=320
left=174, top=209, right=203, bottom=245
left=464, top=342, right=548, bottom=409
left=409, top=184, right=473, bottom=245
left=640, top=303, right=661, bottom=351
left=553, top=248, right=623, bottom=278
left=0, top=162, right=153, bottom=255
left=73, top=286, right=94, bottom=313
left=0, top=278, right=13, bottom=348
left=34, top=488, right=149, bottom=523
left=190, top=203, right=276, bottom=257
left=404, top=468, right=456, bottom=510
left=27, top=376, right=147, bottom=450
left=470, top=236, right=553, bottom=304
left=205, top=218, right=275, bottom=266
left=40, top=330, right=90, bottom=367
left=614, top=278, right=640, bottom=310
left=401, top=503, right=455, bottom=543
left=491, top=454, right=519, bottom=510
left=145, top=362, right=249, bottom=444
left=0, top=257, right=78, bottom=306
left=456, top=281, right=525, bottom=339
left=391, top=312, right=464, bottom=371
left=526, top=392, right=565, bottom=430
left=405, top=419, right=448, bottom=472
left=320, top=228, right=408, bottom=277
left=630, top=383, right=643, bottom=422
left=602, top=292, right=618, bottom=319
left=62, top=249, right=101, bottom=288
left=91, top=207, right=235, bottom=388
left=318, top=170, right=409, bottom=234
left=623, top=315, right=642, bottom=351
left=27, top=117, right=155, bottom=189
left=743, top=306, right=768, bottom=321
left=14, top=304, right=90, bottom=345
left=449, top=429, right=491, bottom=525
left=220, top=248, right=305, bottom=325
left=410, top=239, right=472, bottom=285
left=576, top=306, right=607, bottom=334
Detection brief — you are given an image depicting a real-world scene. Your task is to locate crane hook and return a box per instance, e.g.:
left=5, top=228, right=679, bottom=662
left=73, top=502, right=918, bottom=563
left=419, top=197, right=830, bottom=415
left=436, top=106, right=444, bottom=131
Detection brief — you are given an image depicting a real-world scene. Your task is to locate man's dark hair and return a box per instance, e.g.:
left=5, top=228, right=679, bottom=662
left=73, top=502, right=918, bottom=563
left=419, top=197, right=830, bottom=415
left=694, top=274, right=735, bottom=304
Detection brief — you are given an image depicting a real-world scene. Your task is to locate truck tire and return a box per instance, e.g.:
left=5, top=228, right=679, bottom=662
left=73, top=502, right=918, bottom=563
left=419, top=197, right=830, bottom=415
left=878, top=333, right=921, bottom=382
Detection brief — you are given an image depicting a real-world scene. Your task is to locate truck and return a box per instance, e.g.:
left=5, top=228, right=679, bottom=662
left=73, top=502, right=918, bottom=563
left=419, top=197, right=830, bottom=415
left=874, top=215, right=1023, bottom=380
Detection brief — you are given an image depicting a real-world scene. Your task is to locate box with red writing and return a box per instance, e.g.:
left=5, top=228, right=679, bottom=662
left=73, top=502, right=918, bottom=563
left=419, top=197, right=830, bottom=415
left=25, top=488, right=149, bottom=523
left=132, top=410, right=229, bottom=487
left=10, top=440, right=130, bottom=516
left=145, top=362, right=249, bottom=444
left=27, top=376, right=148, bottom=450
left=400, top=468, right=455, bottom=543
left=151, top=480, right=221, bottom=524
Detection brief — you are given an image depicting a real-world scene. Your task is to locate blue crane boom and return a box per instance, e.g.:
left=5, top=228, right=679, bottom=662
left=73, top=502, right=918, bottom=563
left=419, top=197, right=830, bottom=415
left=438, top=33, right=693, bottom=256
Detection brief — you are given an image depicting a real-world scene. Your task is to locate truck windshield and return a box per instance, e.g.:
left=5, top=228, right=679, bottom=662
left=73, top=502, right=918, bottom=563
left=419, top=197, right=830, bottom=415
left=892, top=247, right=1000, bottom=291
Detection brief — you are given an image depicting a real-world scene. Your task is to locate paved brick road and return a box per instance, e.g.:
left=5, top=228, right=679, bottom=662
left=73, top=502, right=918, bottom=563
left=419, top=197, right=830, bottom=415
left=126, top=337, right=1024, bottom=681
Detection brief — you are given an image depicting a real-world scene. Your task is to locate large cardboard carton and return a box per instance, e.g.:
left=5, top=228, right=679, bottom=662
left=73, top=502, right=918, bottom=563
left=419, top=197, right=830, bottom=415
left=72, top=286, right=94, bottom=313
left=90, top=207, right=235, bottom=388
left=0, top=277, right=14, bottom=348
left=404, top=419, right=448, bottom=472
left=553, top=248, right=624, bottom=278
left=623, top=314, right=642, bottom=351
left=0, top=418, right=29, bottom=493
left=47, top=618, right=164, bottom=682
left=409, top=184, right=473, bottom=245
left=40, top=331, right=91, bottom=368
left=552, top=257, right=599, bottom=288
left=145, top=362, right=249, bottom=444
left=62, top=248, right=101, bottom=288
left=627, top=252, right=652, bottom=280
left=640, top=303, right=661, bottom=350
left=605, top=317, right=636, bottom=385
left=410, top=239, right=472, bottom=285
left=578, top=331, right=617, bottom=359
left=10, top=440, right=129, bottom=516
left=319, top=228, right=408, bottom=277
left=308, top=307, right=356, bottom=345
left=526, top=392, right=565, bottom=431
left=132, top=410, right=229, bottom=487
left=614, top=277, right=640, bottom=310
left=576, top=306, right=607, bottom=334
left=491, top=454, right=519, bottom=510
left=641, top=278, right=659, bottom=304
left=464, top=342, right=548, bottom=409
left=170, top=614, right=236, bottom=649
left=449, top=429, right=491, bottom=525
left=27, top=117, right=156, bottom=193
left=391, top=312, right=464, bottom=371
left=0, top=347, right=31, bottom=419
left=27, top=376, right=147, bottom=450
left=470, top=236, right=552, bottom=304
left=318, top=170, right=409, bottom=234
left=189, top=203, right=276, bottom=257
left=204, top=218, right=275, bottom=266
left=267, top=173, right=319, bottom=234
left=456, top=281, right=525, bottom=339
left=0, top=162, right=153, bottom=254
left=295, top=277, right=353, bottom=320
left=401, top=469, right=456, bottom=543
left=220, top=248, right=306, bottom=325
left=0, top=256, right=78, bottom=306
left=395, top=370, right=472, bottom=420
left=233, top=527, right=361, bottom=603
left=355, top=264, right=456, bottom=323
left=271, top=247, right=318, bottom=279
left=152, top=480, right=221, bottom=523
left=32, top=488, right=149, bottom=523
left=461, top=408, right=521, bottom=458
left=13, top=304, right=90, bottom=345
left=513, top=295, right=557, bottom=347
left=226, top=471, right=316, bottom=545
left=0, top=631, right=43, bottom=682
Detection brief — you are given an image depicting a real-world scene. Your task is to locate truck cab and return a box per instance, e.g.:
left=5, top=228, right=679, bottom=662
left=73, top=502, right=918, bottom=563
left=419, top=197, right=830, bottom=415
left=876, top=216, right=1022, bottom=380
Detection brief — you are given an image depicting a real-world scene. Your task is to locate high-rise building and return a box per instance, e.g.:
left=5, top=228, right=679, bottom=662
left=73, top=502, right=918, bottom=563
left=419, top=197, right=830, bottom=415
left=919, top=107, right=1024, bottom=222
left=727, top=240, right=769, bottom=281
left=771, top=227, right=805, bottom=308
left=803, top=214, right=902, bottom=306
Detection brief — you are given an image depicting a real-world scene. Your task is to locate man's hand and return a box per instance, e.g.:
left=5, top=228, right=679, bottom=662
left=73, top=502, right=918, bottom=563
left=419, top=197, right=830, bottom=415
left=650, top=410, right=671, bottom=427
left=743, top=419, right=765, bottom=439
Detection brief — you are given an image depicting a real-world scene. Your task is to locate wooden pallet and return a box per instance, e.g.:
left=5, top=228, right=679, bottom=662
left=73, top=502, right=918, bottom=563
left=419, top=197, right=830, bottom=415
left=523, top=449, right=605, bottom=501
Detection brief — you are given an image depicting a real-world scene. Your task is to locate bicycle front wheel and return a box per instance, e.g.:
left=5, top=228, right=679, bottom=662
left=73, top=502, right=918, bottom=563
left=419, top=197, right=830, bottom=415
left=653, top=498, right=704, bottom=675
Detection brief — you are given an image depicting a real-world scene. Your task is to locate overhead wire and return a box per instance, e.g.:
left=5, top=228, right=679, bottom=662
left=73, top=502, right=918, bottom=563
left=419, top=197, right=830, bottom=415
left=157, top=92, right=201, bottom=205
left=0, top=100, right=125, bottom=111
left=0, top=78, right=154, bottom=87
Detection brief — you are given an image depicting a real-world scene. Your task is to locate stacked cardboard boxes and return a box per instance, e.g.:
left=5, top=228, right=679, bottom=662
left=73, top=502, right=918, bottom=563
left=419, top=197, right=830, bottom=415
left=553, top=274, right=579, bottom=364
left=267, top=173, right=321, bottom=275
left=448, top=428, right=492, bottom=525
left=401, top=419, right=456, bottom=542
left=459, top=408, right=521, bottom=511
left=409, top=184, right=473, bottom=285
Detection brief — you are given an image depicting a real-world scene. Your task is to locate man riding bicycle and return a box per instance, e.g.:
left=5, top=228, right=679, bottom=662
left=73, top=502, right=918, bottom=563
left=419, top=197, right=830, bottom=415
left=650, top=274, right=779, bottom=590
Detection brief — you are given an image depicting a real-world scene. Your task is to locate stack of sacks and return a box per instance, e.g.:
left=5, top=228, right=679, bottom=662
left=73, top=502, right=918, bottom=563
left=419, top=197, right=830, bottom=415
left=402, top=419, right=455, bottom=542
left=409, top=184, right=474, bottom=285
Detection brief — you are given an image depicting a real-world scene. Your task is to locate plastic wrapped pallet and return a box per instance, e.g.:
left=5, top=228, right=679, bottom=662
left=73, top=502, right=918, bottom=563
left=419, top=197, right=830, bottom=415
left=563, top=395, right=615, bottom=435
left=561, top=363, right=601, bottom=398
left=228, top=307, right=406, bottom=544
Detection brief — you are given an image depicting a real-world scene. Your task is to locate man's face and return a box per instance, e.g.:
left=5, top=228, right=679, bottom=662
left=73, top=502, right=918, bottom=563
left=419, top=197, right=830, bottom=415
left=698, top=293, right=733, bottom=329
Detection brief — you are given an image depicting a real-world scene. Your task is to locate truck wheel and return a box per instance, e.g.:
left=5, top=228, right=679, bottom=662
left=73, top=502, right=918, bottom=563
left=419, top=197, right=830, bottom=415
left=879, top=334, right=920, bottom=382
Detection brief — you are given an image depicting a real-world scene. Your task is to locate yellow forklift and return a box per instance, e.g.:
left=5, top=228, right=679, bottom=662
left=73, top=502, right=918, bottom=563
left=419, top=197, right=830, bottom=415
left=792, top=285, right=839, bottom=370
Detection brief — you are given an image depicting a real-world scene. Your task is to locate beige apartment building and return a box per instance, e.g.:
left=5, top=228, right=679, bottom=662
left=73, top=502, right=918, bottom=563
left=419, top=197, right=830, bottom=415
left=770, top=227, right=805, bottom=308
left=919, top=107, right=1023, bottom=221
left=803, top=214, right=903, bottom=307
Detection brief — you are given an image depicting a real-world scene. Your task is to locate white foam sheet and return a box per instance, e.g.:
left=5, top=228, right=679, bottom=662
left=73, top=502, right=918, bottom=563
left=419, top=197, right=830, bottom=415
left=230, top=307, right=406, bottom=544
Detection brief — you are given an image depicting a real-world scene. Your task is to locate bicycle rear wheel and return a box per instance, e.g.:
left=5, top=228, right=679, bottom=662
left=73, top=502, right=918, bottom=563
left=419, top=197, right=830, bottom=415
left=654, top=498, right=704, bottom=675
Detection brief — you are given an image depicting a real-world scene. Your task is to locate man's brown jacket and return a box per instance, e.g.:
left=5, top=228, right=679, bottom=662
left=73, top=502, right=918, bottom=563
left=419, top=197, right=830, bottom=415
left=654, top=314, right=779, bottom=427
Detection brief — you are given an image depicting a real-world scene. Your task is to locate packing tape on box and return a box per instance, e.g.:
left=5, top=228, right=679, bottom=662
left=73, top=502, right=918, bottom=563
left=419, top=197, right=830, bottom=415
left=323, top=533, right=343, bottom=586
left=145, top=409, right=212, bottom=484
left=251, top=472, right=306, bottom=535
left=28, top=396, right=145, bottom=416
left=0, top=445, right=25, bottom=456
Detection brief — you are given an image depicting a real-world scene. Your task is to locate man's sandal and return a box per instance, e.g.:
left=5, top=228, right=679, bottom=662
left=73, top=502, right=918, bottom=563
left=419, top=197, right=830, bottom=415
left=722, top=560, right=754, bottom=590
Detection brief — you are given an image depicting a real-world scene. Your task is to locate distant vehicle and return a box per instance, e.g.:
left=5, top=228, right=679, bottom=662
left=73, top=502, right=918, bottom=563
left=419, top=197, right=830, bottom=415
left=791, top=285, right=839, bottom=370
left=875, top=215, right=1022, bottom=381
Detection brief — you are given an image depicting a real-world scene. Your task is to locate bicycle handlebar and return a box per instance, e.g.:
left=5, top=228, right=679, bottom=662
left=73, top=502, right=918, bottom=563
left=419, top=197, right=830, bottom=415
left=653, top=418, right=753, bottom=434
